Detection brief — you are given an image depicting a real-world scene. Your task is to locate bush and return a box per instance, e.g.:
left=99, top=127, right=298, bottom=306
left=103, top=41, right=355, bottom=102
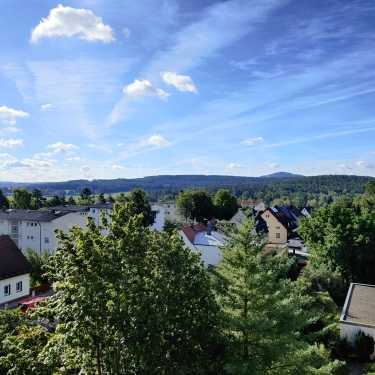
left=354, top=331, right=374, bottom=361
left=332, top=337, right=352, bottom=359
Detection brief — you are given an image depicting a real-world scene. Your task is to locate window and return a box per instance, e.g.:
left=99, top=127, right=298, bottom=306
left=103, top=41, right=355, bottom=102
left=16, top=281, right=22, bottom=293
left=276, top=226, right=280, bottom=229
left=4, top=284, right=11, bottom=296
left=276, top=233, right=281, bottom=239
left=44, top=237, right=49, bottom=244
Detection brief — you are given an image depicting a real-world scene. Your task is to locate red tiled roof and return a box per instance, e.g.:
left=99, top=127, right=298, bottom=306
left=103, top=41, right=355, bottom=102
left=181, top=223, right=206, bottom=244
left=18, top=296, right=47, bottom=308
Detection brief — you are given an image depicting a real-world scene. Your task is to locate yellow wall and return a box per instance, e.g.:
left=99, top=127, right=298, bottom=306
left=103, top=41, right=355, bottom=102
left=261, top=211, right=288, bottom=244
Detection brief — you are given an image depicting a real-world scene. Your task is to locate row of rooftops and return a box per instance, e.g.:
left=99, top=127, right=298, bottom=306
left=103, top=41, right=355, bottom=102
left=0, top=203, right=114, bottom=222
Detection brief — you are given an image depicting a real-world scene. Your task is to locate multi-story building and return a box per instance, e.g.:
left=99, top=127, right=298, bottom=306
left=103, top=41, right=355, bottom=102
left=0, top=209, right=88, bottom=254
left=0, top=235, right=32, bottom=307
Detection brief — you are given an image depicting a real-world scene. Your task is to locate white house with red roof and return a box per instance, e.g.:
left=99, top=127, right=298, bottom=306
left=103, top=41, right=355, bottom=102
left=180, top=223, right=225, bottom=267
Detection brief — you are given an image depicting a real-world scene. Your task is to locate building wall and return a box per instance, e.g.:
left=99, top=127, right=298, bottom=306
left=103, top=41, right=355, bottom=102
left=340, top=323, right=375, bottom=355
left=0, top=273, right=30, bottom=305
left=88, top=208, right=112, bottom=234
left=261, top=211, right=288, bottom=244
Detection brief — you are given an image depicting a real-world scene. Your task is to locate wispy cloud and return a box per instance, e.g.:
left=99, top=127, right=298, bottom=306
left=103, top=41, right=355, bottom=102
left=161, top=72, right=197, bottom=93
left=0, top=138, right=23, bottom=148
left=0, top=106, right=29, bottom=125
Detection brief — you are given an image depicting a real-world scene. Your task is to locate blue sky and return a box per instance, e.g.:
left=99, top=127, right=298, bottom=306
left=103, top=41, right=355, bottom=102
left=0, top=0, right=375, bottom=181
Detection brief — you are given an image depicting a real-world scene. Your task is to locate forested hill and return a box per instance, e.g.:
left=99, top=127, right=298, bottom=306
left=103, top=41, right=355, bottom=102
left=0, top=174, right=373, bottom=198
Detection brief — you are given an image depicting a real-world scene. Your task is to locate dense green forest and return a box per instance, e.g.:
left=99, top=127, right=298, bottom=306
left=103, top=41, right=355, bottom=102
left=0, top=174, right=373, bottom=206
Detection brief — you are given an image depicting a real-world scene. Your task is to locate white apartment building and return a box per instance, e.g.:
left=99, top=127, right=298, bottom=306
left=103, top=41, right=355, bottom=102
left=151, top=203, right=179, bottom=231
left=0, top=209, right=88, bottom=254
left=0, top=235, right=32, bottom=306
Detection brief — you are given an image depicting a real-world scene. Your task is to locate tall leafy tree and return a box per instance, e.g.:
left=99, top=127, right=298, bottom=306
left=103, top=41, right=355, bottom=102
left=40, top=203, right=218, bottom=374
left=176, top=190, right=214, bottom=223
left=0, top=189, right=9, bottom=209
left=214, top=220, right=344, bottom=374
left=176, top=190, right=194, bottom=222
left=127, top=188, right=154, bottom=226
left=300, top=199, right=375, bottom=284
left=80, top=187, right=93, bottom=204
left=11, top=189, right=32, bottom=209
left=31, top=189, right=45, bottom=209
left=213, top=189, right=238, bottom=220
left=96, top=192, right=106, bottom=204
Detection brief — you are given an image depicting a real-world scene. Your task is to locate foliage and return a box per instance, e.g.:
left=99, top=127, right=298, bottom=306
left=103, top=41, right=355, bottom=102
left=213, top=189, right=238, bottom=220
left=31, top=189, right=45, bottom=209
left=67, top=196, right=76, bottom=205
left=127, top=188, right=154, bottom=226
left=214, top=219, right=345, bottom=374
left=11, top=189, right=32, bottom=209
left=25, top=249, right=51, bottom=287
left=0, top=189, right=9, bottom=209
left=354, top=331, right=374, bottom=361
left=96, top=193, right=106, bottom=204
left=176, top=190, right=214, bottom=222
left=299, top=198, right=375, bottom=284
left=38, top=203, right=218, bottom=374
left=163, top=218, right=179, bottom=234
left=79, top=187, right=93, bottom=204
left=45, top=195, right=65, bottom=207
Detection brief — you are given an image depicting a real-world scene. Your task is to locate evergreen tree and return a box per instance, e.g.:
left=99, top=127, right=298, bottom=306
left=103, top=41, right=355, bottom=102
left=214, top=220, right=344, bottom=374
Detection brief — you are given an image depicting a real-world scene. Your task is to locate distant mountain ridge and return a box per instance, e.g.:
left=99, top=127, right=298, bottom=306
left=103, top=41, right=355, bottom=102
left=260, top=172, right=304, bottom=178
left=0, top=173, right=373, bottom=197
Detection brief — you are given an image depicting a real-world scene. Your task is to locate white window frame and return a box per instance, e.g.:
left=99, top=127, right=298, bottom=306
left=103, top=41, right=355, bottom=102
left=16, top=281, right=23, bottom=293
left=4, top=284, right=11, bottom=296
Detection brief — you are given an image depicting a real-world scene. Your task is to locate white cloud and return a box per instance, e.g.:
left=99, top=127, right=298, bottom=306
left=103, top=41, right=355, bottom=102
left=112, top=164, right=125, bottom=170
left=226, top=162, right=241, bottom=170
left=123, top=79, right=169, bottom=100
left=31, top=4, right=115, bottom=43
left=41, top=103, right=54, bottom=111
left=66, top=156, right=82, bottom=162
left=47, top=142, right=79, bottom=153
left=161, top=72, right=197, bottom=93
left=81, top=165, right=92, bottom=178
left=0, top=138, right=23, bottom=148
left=0, top=106, right=29, bottom=125
left=356, top=160, right=375, bottom=169
left=142, top=134, right=170, bottom=148
left=267, top=162, right=280, bottom=169
left=242, top=137, right=264, bottom=146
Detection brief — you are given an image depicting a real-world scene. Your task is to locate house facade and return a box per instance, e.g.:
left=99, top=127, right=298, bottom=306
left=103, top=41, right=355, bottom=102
left=260, top=206, right=302, bottom=245
left=340, top=283, right=375, bottom=355
left=180, top=223, right=224, bottom=267
left=0, top=209, right=88, bottom=254
left=151, top=203, right=178, bottom=231
left=0, top=235, right=32, bottom=306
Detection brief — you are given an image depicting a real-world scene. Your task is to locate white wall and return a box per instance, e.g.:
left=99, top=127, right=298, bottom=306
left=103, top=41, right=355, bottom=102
left=0, top=273, right=30, bottom=305
left=340, top=323, right=375, bottom=345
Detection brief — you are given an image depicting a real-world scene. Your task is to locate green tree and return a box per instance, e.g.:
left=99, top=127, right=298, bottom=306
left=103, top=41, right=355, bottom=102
left=67, top=196, right=76, bottom=205
left=96, top=193, right=106, bottom=204
left=11, top=189, right=32, bottom=209
left=299, top=199, right=375, bottom=284
left=30, top=189, right=45, bottom=209
left=214, top=220, right=344, bottom=374
left=41, top=203, right=218, bottom=374
left=80, top=187, right=93, bottom=204
left=0, top=189, right=9, bottom=209
left=45, top=195, right=63, bottom=207
left=176, top=190, right=214, bottom=223
left=127, top=188, right=154, bottom=226
left=25, top=249, right=51, bottom=287
left=213, top=189, right=238, bottom=220
left=176, top=190, right=194, bottom=222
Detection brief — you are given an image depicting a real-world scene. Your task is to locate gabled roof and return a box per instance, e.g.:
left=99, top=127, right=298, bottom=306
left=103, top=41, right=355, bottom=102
left=340, top=283, right=375, bottom=328
left=0, top=235, right=32, bottom=279
left=262, top=205, right=301, bottom=231
left=181, top=223, right=206, bottom=244
left=0, top=209, right=70, bottom=222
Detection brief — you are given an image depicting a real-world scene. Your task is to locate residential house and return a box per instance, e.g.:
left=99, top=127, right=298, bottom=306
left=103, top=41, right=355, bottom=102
left=229, top=209, right=248, bottom=227
left=180, top=222, right=225, bottom=267
left=0, top=209, right=88, bottom=254
left=260, top=205, right=302, bottom=245
left=340, top=283, right=375, bottom=357
left=151, top=202, right=178, bottom=231
left=0, top=235, right=32, bottom=307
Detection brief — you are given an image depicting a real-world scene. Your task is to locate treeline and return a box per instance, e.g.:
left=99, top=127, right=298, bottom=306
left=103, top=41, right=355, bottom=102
left=0, top=174, right=372, bottom=200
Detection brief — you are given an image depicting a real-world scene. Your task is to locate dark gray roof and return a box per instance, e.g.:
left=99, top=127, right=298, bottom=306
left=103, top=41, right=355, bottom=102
left=340, top=283, right=375, bottom=328
left=0, top=209, right=70, bottom=222
left=89, top=202, right=114, bottom=209
left=0, top=235, right=32, bottom=279
left=47, top=205, right=89, bottom=213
